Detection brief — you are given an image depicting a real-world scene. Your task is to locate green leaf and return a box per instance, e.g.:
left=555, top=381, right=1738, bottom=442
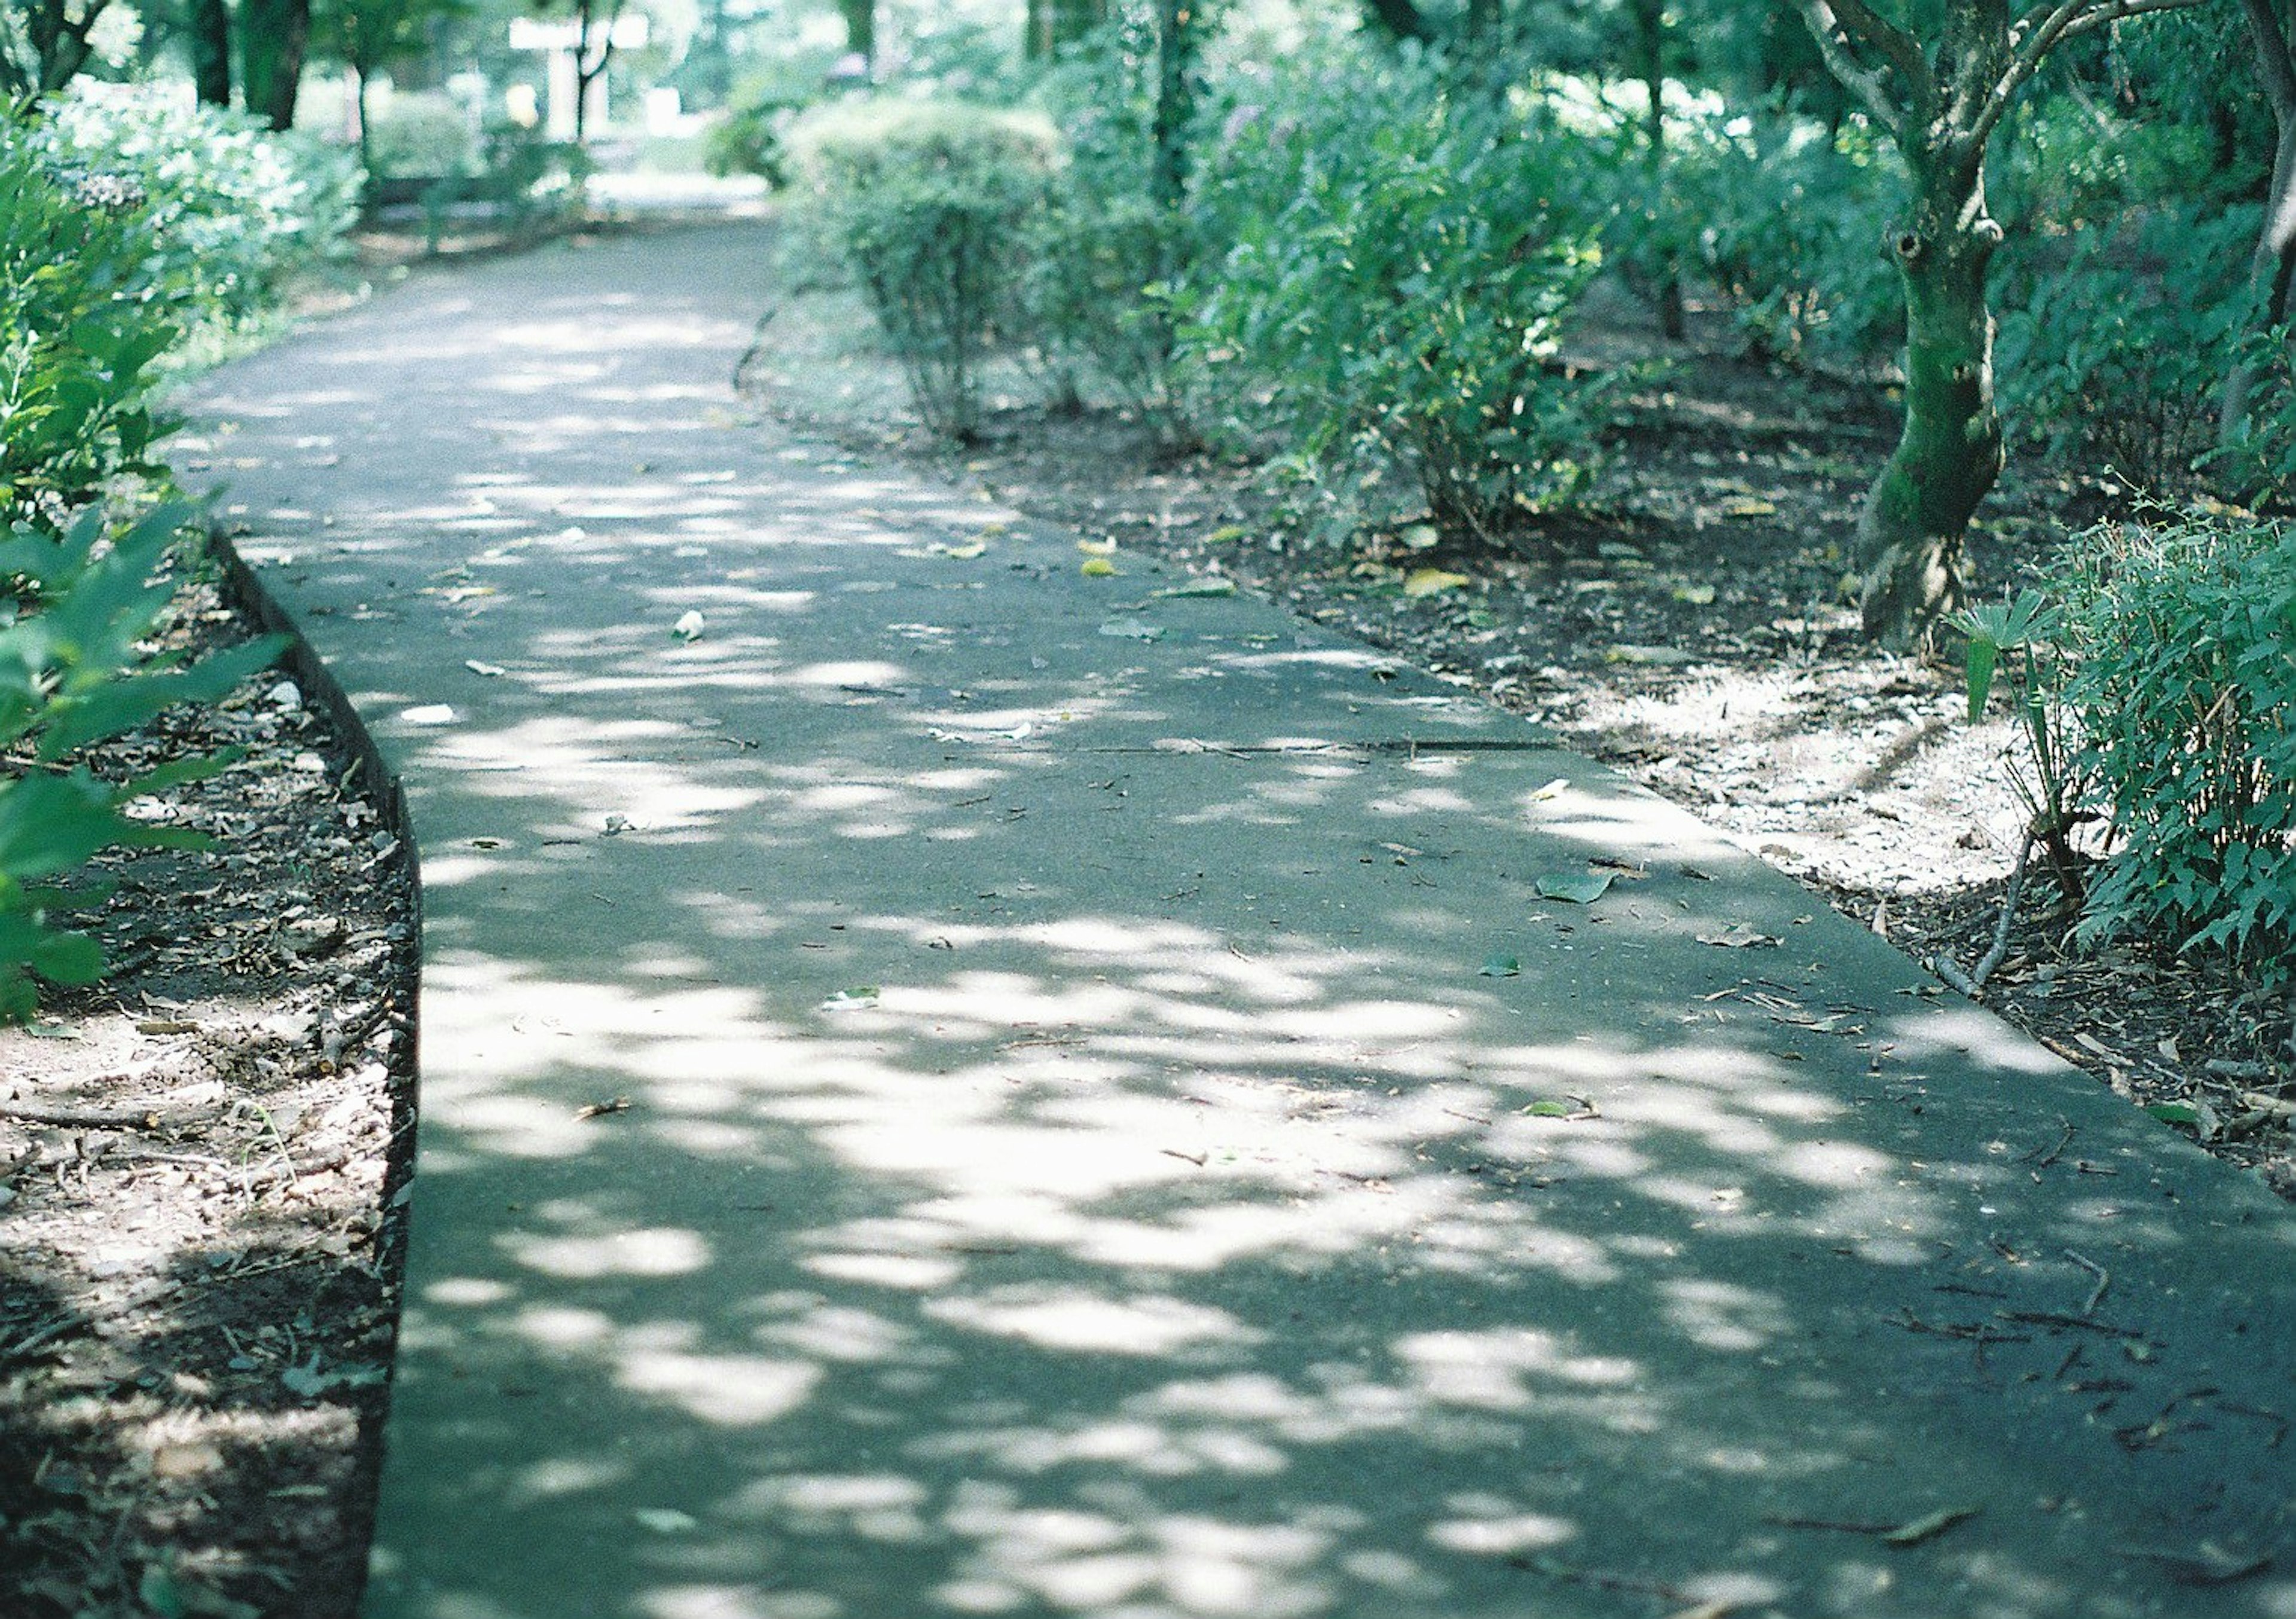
left=1963, top=634, right=1999, bottom=722
left=1534, top=870, right=1613, bottom=904
left=1479, top=952, right=1521, bottom=977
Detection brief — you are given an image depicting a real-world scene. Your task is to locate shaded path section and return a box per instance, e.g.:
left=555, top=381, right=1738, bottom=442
left=185, top=224, right=2296, bottom=1619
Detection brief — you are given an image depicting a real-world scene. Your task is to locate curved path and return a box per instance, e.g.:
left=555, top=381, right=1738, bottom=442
left=185, top=224, right=2296, bottom=1619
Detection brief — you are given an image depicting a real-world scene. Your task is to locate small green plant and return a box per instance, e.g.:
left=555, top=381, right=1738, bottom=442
left=789, top=100, right=1060, bottom=439
left=2051, top=514, right=2296, bottom=986
left=1952, top=586, right=2091, bottom=909
left=0, top=506, right=288, bottom=1022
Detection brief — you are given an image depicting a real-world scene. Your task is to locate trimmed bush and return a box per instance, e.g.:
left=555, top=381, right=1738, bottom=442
left=38, top=83, right=361, bottom=329
left=2054, top=514, right=2296, bottom=983
left=788, top=99, right=1060, bottom=439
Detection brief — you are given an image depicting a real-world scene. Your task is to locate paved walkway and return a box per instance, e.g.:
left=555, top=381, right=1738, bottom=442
left=186, top=224, right=2296, bottom=1619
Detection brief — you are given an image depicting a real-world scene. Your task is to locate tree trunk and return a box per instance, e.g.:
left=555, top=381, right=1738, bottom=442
left=1857, top=153, right=2005, bottom=646
left=240, top=0, right=312, bottom=130
left=188, top=0, right=231, bottom=106
left=2221, top=0, right=2296, bottom=456
left=837, top=0, right=876, bottom=69
left=1152, top=0, right=1193, bottom=216
left=1628, top=0, right=1684, bottom=340
left=2219, top=124, right=2296, bottom=453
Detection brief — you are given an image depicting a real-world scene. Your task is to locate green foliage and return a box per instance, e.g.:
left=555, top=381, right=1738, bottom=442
left=1180, top=48, right=1622, bottom=541
left=0, top=506, right=288, bottom=1022
left=1950, top=586, right=2090, bottom=905
left=37, top=84, right=363, bottom=330
left=1021, top=30, right=1184, bottom=416
left=1666, top=111, right=1902, bottom=368
left=1992, top=204, right=2257, bottom=488
left=704, top=94, right=807, bottom=185
left=2052, top=515, right=2296, bottom=983
left=365, top=90, right=481, bottom=178
left=0, top=114, right=177, bottom=536
left=789, top=99, right=1061, bottom=439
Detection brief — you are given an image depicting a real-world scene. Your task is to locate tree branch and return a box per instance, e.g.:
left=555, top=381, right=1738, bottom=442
left=2244, top=0, right=2296, bottom=120
left=1795, top=0, right=1917, bottom=131
left=1973, top=0, right=2201, bottom=157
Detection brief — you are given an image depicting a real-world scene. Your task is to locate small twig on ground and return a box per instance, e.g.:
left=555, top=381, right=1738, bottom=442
left=1929, top=830, right=2033, bottom=1000
left=0, top=1099, right=167, bottom=1129
left=2065, top=1249, right=2111, bottom=1315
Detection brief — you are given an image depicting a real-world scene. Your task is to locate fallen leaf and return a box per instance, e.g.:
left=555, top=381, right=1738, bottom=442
left=1077, top=538, right=1118, bottom=556
left=1535, top=870, right=1614, bottom=904
left=1403, top=567, right=1473, bottom=597
left=1697, top=923, right=1782, bottom=949
left=575, top=1097, right=632, bottom=1121
left=1531, top=778, right=1570, bottom=800
left=1480, top=953, right=1522, bottom=978
left=933, top=540, right=988, bottom=559
left=464, top=659, right=508, bottom=677
left=822, top=986, right=881, bottom=1010
left=1604, top=644, right=1696, bottom=665
left=672, top=610, right=706, bottom=640
left=1883, top=1507, right=1979, bottom=1546
left=1080, top=557, right=1118, bottom=577
left=1672, top=583, right=1718, bottom=605
left=1203, top=525, right=1247, bottom=545
left=1152, top=578, right=1237, bottom=598
left=1399, top=523, right=1441, bottom=550
left=1099, top=618, right=1165, bottom=640
left=1719, top=495, right=1777, bottom=518
left=2136, top=1542, right=2273, bottom=1586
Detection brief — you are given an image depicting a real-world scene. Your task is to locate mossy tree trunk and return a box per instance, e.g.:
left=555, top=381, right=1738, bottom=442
left=1796, top=0, right=2199, bottom=647
left=1855, top=147, right=2004, bottom=642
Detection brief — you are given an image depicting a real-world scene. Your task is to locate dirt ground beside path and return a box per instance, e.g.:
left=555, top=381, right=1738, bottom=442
left=0, top=557, right=417, bottom=1618
left=740, top=277, right=2296, bottom=1202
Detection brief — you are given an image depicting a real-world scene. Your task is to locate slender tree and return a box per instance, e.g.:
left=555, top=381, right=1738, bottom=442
left=1796, top=0, right=2197, bottom=645
left=2221, top=0, right=2296, bottom=453
left=0, top=0, right=115, bottom=96
left=836, top=0, right=874, bottom=70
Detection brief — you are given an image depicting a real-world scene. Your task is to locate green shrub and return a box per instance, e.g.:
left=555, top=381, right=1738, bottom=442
left=365, top=90, right=480, bottom=178
left=0, top=115, right=176, bottom=534
left=788, top=99, right=1060, bottom=439
left=1022, top=34, right=1183, bottom=417
left=2053, top=514, right=2296, bottom=983
left=1992, top=203, right=2255, bottom=488
left=0, top=506, right=287, bottom=1022
left=38, top=83, right=362, bottom=329
left=1180, top=51, right=1622, bottom=540
left=704, top=93, right=808, bottom=185
left=1666, top=111, right=1903, bottom=369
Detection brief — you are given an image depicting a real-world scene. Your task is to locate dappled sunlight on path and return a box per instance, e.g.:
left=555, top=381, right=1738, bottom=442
left=185, top=225, right=2296, bottom=1619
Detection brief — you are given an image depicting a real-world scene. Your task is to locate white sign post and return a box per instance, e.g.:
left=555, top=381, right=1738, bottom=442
left=507, top=13, right=651, bottom=139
